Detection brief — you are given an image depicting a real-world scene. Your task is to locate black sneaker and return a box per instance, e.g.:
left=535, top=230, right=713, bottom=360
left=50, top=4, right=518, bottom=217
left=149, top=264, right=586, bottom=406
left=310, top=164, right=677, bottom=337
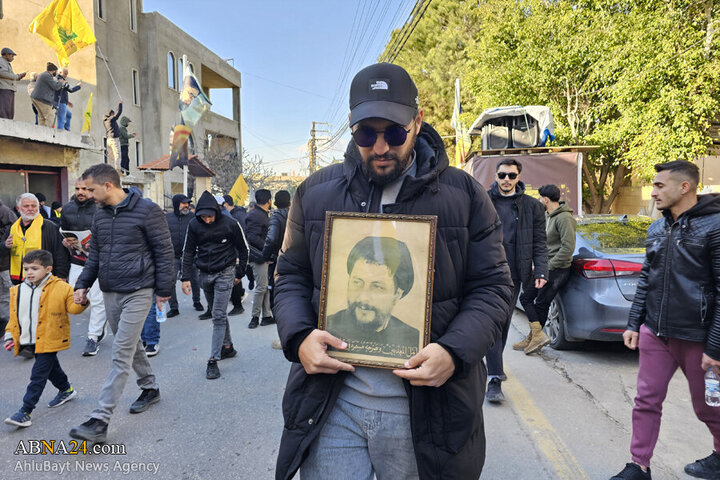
left=486, top=378, right=505, bottom=403
left=4, top=410, right=31, bottom=427
left=206, top=359, right=221, bottom=379
left=70, top=418, right=108, bottom=443
left=82, top=338, right=99, bottom=356
left=611, top=463, right=651, bottom=479
left=166, top=309, right=180, bottom=318
left=129, top=388, right=160, bottom=414
left=97, top=329, right=106, bottom=343
left=193, top=302, right=204, bottom=312
left=685, top=452, right=720, bottom=479
left=145, top=344, right=159, bottom=357
left=228, top=305, right=245, bottom=316
left=48, top=386, right=77, bottom=408
left=260, top=316, right=276, bottom=326
left=18, top=345, right=34, bottom=359
left=248, top=317, right=259, bottom=329
left=198, top=310, right=212, bottom=320
left=220, top=344, right=237, bottom=360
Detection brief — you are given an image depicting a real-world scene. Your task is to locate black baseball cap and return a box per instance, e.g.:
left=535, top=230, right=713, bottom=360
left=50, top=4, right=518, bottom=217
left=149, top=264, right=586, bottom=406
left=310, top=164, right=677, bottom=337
left=349, top=63, right=419, bottom=127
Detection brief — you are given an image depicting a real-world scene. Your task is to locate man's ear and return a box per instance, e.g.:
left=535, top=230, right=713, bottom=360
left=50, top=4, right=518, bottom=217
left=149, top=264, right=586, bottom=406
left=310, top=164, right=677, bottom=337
left=394, top=288, right=404, bottom=302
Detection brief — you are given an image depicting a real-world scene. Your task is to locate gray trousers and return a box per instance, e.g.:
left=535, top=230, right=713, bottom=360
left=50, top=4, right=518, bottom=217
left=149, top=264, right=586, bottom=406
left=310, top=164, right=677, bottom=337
left=200, top=265, right=234, bottom=360
left=0, top=270, right=10, bottom=336
left=250, top=261, right=272, bottom=319
left=92, top=288, right=158, bottom=423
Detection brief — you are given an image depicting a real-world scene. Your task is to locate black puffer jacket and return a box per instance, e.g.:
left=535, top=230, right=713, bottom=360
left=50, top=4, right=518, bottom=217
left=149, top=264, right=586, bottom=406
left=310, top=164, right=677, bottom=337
left=274, top=123, right=513, bottom=480
left=60, top=196, right=97, bottom=266
left=75, top=190, right=175, bottom=296
left=262, top=207, right=289, bottom=263
left=246, top=205, right=270, bottom=263
left=181, top=191, right=248, bottom=279
left=488, top=181, right=548, bottom=283
left=166, top=194, right=193, bottom=259
left=230, top=206, right=248, bottom=230
left=628, top=194, right=720, bottom=359
left=0, top=203, right=17, bottom=272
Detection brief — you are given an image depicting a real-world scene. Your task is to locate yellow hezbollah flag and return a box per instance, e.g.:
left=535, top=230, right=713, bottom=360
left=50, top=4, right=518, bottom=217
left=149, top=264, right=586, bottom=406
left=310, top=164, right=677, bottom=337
left=228, top=174, right=249, bottom=207
left=80, top=92, right=92, bottom=133
left=28, top=0, right=97, bottom=67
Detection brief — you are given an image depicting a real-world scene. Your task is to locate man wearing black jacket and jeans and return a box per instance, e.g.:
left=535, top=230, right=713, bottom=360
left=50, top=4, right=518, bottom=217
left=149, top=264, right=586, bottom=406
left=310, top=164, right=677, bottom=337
left=274, top=63, right=512, bottom=480
left=166, top=194, right=203, bottom=316
left=69, top=164, right=174, bottom=444
left=611, top=161, right=720, bottom=480
left=485, top=158, right=548, bottom=403
left=246, top=189, right=273, bottom=329
left=181, top=191, right=248, bottom=380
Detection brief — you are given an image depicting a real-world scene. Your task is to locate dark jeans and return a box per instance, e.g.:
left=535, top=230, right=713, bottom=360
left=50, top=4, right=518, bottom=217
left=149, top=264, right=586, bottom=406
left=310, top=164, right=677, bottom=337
left=170, top=257, right=200, bottom=309
left=268, top=262, right=276, bottom=309
left=120, top=145, right=130, bottom=172
left=231, top=282, right=244, bottom=306
left=141, top=298, right=160, bottom=346
left=0, top=89, right=14, bottom=119
left=485, top=282, right=522, bottom=378
left=520, top=267, right=571, bottom=327
left=22, top=352, right=71, bottom=413
left=200, top=265, right=235, bottom=359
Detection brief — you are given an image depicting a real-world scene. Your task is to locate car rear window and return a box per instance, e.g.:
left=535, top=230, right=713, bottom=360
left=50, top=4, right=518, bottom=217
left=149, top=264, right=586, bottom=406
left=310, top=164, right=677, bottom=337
left=577, top=219, right=653, bottom=254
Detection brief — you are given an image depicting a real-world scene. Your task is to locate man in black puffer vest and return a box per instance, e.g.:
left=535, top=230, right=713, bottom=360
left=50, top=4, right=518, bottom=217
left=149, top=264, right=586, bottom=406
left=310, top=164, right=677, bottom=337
left=262, top=190, right=290, bottom=310
left=274, top=63, right=513, bottom=480
left=61, top=178, right=107, bottom=357
left=485, top=158, right=548, bottom=403
left=181, top=191, right=248, bottom=380
left=166, top=194, right=203, bottom=316
left=69, top=164, right=174, bottom=444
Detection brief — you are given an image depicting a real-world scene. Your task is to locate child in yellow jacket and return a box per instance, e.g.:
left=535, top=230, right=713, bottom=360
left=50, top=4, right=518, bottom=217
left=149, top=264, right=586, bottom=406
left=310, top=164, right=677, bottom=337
left=3, top=250, right=87, bottom=427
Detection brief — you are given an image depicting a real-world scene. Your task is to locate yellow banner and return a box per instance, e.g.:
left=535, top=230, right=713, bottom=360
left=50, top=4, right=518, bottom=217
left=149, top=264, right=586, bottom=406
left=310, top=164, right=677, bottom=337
left=28, top=0, right=97, bottom=67
left=80, top=92, right=92, bottom=133
left=228, top=174, right=249, bottom=207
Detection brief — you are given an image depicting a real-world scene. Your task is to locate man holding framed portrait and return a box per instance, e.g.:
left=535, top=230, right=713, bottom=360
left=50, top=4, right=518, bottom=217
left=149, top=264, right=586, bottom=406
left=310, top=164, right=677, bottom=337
left=274, top=63, right=513, bottom=480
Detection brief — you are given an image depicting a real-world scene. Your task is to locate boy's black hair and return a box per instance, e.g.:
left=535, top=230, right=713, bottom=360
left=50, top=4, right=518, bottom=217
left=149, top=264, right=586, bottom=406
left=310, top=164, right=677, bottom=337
left=538, top=184, right=561, bottom=202
left=23, top=249, right=53, bottom=268
left=255, top=189, right=272, bottom=205
left=654, top=160, right=700, bottom=187
left=495, top=158, right=523, bottom=173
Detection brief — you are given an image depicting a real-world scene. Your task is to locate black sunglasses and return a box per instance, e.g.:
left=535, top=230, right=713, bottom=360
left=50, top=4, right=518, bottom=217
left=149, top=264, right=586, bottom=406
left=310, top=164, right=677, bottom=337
left=352, top=125, right=412, bottom=148
left=497, top=172, right=518, bottom=180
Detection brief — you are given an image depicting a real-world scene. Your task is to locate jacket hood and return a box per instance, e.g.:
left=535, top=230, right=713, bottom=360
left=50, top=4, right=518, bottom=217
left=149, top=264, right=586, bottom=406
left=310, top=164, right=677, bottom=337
left=172, top=194, right=190, bottom=215
left=341, top=122, right=449, bottom=201
left=687, top=193, right=720, bottom=217
left=549, top=201, right=573, bottom=217
left=489, top=180, right=526, bottom=199
left=194, top=191, right=221, bottom=218
left=119, top=116, right=131, bottom=127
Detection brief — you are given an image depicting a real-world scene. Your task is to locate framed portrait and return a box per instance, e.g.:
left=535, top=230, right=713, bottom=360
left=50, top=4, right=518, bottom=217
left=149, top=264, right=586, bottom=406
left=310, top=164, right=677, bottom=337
left=318, top=212, right=437, bottom=369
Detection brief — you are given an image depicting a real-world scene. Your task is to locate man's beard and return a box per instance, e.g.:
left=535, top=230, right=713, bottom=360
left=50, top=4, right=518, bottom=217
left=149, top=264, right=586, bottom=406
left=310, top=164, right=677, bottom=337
left=21, top=212, right=39, bottom=223
left=350, top=301, right=390, bottom=330
left=361, top=131, right=416, bottom=186
left=179, top=208, right=190, bottom=216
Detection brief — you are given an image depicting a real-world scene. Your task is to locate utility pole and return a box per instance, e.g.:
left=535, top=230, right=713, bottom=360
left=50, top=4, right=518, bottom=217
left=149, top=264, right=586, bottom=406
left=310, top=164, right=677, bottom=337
left=308, top=122, right=330, bottom=174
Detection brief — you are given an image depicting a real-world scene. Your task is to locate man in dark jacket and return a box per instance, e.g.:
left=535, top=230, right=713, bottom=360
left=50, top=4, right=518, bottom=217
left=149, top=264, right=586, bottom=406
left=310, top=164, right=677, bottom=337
left=611, top=161, right=720, bottom=480
left=61, top=178, right=107, bottom=357
left=30, top=62, right=64, bottom=127
left=118, top=116, right=136, bottom=175
left=246, top=189, right=273, bottom=329
left=0, top=193, right=69, bottom=284
left=166, top=193, right=203, bottom=316
left=69, top=164, right=174, bottom=444
left=485, top=158, right=548, bottom=403
left=224, top=195, right=254, bottom=315
left=262, top=190, right=290, bottom=310
left=103, top=101, right=123, bottom=171
left=274, top=63, right=512, bottom=480
left=181, top=191, right=248, bottom=380
left=52, top=67, right=81, bottom=131
left=0, top=199, right=17, bottom=336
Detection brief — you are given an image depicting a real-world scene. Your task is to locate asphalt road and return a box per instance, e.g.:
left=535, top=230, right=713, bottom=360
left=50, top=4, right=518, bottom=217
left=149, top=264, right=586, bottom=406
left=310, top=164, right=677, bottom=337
left=0, top=283, right=712, bottom=479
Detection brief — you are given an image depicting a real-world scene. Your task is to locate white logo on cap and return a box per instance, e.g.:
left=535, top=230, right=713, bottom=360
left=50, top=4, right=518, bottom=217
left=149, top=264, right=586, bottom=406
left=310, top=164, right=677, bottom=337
left=370, top=80, right=389, bottom=90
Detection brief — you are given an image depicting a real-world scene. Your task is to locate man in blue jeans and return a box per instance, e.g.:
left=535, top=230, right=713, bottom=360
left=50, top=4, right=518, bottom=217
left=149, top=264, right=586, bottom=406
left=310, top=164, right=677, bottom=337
left=181, top=191, right=248, bottom=380
left=53, top=67, right=80, bottom=131
left=141, top=299, right=160, bottom=357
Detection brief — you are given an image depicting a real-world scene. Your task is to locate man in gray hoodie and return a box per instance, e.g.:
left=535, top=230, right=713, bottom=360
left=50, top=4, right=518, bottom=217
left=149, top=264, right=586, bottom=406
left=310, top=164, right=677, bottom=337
left=30, top=62, right=64, bottom=127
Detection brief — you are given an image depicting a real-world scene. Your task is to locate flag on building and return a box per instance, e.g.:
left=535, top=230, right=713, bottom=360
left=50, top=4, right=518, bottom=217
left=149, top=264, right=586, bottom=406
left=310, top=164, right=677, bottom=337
left=169, top=65, right=212, bottom=169
left=228, top=174, right=249, bottom=207
left=80, top=92, right=92, bottom=133
left=450, top=78, right=471, bottom=168
left=28, top=0, right=97, bottom=67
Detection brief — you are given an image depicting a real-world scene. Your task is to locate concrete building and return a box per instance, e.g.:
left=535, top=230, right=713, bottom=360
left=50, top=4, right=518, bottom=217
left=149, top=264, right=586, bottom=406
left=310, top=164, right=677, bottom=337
left=0, top=0, right=241, bottom=208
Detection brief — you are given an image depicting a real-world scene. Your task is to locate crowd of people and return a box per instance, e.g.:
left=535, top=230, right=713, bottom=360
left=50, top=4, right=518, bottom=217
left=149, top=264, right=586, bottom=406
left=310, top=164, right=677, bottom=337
left=0, top=61, right=718, bottom=480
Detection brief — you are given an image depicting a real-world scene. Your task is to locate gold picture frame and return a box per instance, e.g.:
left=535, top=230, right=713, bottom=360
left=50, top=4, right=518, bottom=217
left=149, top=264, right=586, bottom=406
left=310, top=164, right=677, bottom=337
left=318, top=212, right=437, bottom=369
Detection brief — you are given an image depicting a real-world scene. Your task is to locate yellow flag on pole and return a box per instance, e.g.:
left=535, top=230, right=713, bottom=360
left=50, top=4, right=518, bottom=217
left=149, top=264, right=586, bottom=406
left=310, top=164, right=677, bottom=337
left=80, top=92, right=92, bottom=133
left=28, top=0, right=97, bottom=67
left=228, top=174, right=249, bottom=207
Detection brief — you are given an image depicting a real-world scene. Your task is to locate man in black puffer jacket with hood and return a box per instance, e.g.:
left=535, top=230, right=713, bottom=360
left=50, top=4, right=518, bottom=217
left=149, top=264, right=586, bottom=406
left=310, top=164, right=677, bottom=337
left=181, top=191, right=248, bottom=380
left=69, top=164, right=174, bottom=444
left=166, top=193, right=203, bottom=316
left=274, top=63, right=513, bottom=480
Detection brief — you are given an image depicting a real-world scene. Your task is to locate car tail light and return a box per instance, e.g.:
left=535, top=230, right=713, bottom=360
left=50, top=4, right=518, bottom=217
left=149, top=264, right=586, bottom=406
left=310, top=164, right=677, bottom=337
left=574, top=259, right=642, bottom=279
